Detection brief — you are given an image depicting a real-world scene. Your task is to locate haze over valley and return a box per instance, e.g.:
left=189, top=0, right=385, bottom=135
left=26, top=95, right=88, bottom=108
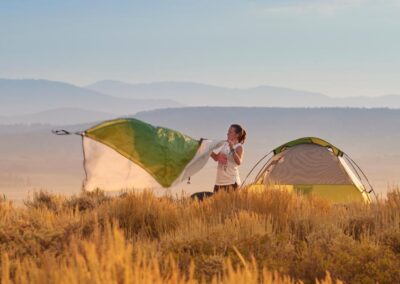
left=1, top=106, right=398, bottom=202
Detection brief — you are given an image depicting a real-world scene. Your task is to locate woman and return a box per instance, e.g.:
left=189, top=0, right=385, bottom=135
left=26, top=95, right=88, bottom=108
left=211, top=124, right=246, bottom=193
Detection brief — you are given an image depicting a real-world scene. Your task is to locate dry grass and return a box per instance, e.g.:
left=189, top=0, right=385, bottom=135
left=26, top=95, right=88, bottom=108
left=1, top=187, right=400, bottom=283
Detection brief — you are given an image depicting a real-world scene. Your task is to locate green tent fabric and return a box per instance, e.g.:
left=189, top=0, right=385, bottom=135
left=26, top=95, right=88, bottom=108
left=83, top=118, right=224, bottom=191
left=86, top=118, right=200, bottom=187
left=273, top=137, right=343, bottom=157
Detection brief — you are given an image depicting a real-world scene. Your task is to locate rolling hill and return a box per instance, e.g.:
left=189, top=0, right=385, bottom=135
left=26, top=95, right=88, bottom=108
left=0, top=79, right=182, bottom=116
left=0, top=107, right=117, bottom=125
left=87, top=80, right=400, bottom=108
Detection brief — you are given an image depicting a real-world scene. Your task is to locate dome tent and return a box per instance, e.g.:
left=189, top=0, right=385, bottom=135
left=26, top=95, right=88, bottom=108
left=244, top=137, right=376, bottom=203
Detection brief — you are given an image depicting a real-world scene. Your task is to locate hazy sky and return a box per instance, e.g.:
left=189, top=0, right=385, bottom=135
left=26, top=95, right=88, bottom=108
left=1, top=0, right=400, bottom=97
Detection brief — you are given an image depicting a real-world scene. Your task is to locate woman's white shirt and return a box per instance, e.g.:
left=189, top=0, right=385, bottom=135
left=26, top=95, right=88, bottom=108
left=215, top=142, right=243, bottom=186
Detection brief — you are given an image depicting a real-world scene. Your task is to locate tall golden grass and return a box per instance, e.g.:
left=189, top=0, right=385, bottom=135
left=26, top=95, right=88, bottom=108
left=1, top=187, right=400, bottom=283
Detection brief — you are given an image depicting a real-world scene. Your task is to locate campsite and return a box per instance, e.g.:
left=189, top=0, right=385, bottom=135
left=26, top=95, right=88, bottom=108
left=1, top=107, right=399, bottom=202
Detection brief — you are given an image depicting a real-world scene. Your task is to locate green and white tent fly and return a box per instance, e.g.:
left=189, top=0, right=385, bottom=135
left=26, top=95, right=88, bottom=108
left=54, top=118, right=224, bottom=192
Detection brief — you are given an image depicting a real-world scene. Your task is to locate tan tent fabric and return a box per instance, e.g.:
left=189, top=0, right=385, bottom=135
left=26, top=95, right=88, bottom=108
left=248, top=138, right=373, bottom=203
left=262, top=144, right=353, bottom=185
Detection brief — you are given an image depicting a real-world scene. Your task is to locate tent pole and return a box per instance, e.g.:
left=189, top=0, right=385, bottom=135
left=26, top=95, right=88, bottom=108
left=240, top=151, right=273, bottom=188
left=253, top=156, right=274, bottom=184
left=344, top=153, right=378, bottom=201
left=52, top=129, right=83, bottom=136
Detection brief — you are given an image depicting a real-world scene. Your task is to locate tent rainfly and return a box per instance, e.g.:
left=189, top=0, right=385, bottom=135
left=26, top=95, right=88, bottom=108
left=244, top=137, right=376, bottom=203
left=53, top=118, right=224, bottom=192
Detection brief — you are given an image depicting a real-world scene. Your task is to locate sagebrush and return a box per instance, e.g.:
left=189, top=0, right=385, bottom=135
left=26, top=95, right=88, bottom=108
left=1, top=187, right=400, bottom=283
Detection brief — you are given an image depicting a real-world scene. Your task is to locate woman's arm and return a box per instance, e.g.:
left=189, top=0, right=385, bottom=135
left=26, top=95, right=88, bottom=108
left=231, top=146, right=243, bottom=165
left=211, top=152, right=218, bottom=161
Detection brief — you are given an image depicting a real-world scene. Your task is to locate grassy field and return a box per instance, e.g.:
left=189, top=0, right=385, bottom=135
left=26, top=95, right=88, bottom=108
left=1, top=188, right=400, bottom=283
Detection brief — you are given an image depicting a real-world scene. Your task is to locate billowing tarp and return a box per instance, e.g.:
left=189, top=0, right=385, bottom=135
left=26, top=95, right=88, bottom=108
left=83, top=118, right=223, bottom=191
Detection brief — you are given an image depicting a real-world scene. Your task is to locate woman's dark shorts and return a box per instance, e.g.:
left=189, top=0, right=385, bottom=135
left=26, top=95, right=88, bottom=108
left=213, top=183, right=238, bottom=193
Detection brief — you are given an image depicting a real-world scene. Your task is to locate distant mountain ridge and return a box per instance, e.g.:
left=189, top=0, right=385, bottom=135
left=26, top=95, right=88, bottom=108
left=87, top=80, right=400, bottom=108
left=2, top=78, right=400, bottom=125
left=0, top=79, right=182, bottom=116
left=0, top=107, right=117, bottom=125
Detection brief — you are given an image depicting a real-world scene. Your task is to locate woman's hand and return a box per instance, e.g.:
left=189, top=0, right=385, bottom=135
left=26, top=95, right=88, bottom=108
left=217, top=153, right=228, bottom=165
left=211, top=152, right=228, bottom=165
left=211, top=152, right=227, bottom=164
